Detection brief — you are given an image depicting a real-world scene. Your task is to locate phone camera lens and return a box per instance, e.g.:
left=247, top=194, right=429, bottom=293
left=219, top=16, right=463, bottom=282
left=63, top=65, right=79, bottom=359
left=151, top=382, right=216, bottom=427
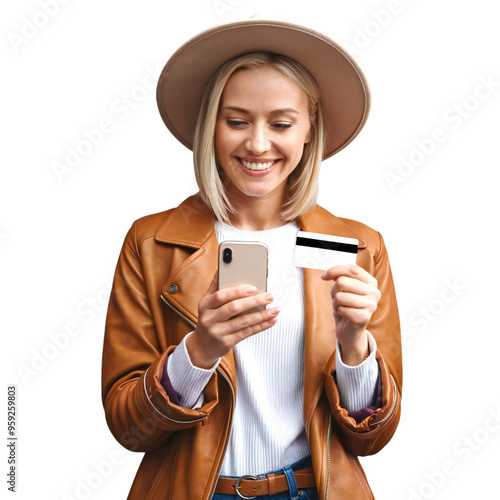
left=223, top=248, right=232, bottom=263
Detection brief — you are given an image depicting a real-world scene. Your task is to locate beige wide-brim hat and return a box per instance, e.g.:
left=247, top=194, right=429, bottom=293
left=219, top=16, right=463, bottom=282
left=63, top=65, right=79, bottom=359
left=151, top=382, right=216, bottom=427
left=157, top=19, right=370, bottom=160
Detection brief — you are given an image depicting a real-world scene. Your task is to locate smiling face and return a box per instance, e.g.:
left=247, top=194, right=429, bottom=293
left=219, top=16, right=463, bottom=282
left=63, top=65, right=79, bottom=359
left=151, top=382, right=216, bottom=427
left=214, top=65, right=312, bottom=203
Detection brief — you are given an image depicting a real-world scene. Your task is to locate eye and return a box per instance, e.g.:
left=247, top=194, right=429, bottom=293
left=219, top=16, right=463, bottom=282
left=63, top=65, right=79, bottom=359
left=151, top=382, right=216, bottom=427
left=226, top=120, right=247, bottom=129
left=271, top=122, right=293, bottom=130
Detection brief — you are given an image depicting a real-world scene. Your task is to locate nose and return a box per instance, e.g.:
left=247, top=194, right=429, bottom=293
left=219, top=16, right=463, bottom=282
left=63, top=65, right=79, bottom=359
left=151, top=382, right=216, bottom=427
left=245, top=124, right=271, bottom=155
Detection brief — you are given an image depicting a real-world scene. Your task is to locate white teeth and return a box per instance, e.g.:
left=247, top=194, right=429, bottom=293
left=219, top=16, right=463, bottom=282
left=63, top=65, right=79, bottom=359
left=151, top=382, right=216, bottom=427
left=240, top=159, right=274, bottom=171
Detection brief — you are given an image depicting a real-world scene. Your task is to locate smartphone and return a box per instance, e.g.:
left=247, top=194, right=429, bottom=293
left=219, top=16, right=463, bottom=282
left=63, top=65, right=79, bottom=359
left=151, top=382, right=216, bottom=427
left=218, top=241, right=268, bottom=314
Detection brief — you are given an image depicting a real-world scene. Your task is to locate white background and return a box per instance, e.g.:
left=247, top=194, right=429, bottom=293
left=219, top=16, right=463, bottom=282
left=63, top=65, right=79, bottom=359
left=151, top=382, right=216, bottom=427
left=2, top=0, right=499, bottom=498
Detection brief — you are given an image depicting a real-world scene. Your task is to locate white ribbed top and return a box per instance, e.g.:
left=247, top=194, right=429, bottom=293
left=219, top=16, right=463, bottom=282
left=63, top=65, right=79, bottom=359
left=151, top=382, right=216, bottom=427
left=215, top=220, right=309, bottom=476
left=166, top=219, right=379, bottom=477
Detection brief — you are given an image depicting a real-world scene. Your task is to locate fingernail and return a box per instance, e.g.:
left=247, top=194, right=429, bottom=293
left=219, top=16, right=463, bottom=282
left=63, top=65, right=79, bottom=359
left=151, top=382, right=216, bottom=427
left=269, top=307, right=280, bottom=315
left=320, top=271, right=327, bottom=279
left=265, top=293, right=274, bottom=301
left=245, top=286, right=257, bottom=294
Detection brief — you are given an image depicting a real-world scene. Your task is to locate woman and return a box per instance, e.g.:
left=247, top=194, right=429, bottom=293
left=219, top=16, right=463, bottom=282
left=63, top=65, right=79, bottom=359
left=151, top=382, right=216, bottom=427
left=101, top=19, right=402, bottom=500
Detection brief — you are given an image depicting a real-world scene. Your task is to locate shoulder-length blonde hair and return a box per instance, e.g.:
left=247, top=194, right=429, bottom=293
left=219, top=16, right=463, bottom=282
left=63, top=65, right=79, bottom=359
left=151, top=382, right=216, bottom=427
left=193, top=51, right=325, bottom=224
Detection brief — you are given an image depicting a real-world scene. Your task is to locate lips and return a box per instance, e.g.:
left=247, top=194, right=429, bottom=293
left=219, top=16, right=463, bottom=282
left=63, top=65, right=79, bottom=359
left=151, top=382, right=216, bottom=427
left=239, top=158, right=278, bottom=171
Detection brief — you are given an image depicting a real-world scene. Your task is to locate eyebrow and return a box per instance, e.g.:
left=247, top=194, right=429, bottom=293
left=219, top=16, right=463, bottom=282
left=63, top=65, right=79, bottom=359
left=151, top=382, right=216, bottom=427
left=221, top=106, right=300, bottom=115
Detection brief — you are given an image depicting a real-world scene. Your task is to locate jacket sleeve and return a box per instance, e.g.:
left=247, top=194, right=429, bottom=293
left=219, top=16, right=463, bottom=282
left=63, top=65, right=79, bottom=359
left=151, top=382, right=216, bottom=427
left=101, top=222, right=219, bottom=453
left=324, top=231, right=402, bottom=456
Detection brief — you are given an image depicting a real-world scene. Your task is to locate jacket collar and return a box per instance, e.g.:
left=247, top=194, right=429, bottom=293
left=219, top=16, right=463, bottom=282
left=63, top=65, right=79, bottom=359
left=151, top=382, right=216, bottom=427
left=155, top=193, right=367, bottom=249
left=155, top=193, right=216, bottom=248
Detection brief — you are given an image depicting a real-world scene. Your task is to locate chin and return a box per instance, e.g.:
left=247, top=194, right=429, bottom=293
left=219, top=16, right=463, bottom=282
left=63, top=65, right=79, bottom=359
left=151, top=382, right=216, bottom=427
left=237, top=183, right=280, bottom=198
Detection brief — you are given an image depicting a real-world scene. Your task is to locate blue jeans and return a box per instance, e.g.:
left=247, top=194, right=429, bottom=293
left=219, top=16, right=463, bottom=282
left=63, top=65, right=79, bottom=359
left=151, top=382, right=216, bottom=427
left=213, top=455, right=319, bottom=500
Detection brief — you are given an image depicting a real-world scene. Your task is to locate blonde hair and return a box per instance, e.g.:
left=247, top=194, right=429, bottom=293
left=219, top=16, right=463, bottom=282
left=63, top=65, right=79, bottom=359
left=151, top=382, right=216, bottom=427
left=193, top=52, right=325, bottom=224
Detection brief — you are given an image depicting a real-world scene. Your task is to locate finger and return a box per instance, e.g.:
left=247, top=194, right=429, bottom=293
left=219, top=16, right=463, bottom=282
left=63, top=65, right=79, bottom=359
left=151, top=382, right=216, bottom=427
left=200, top=306, right=280, bottom=349
left=229, top=308, right=280, bottom=342
left=321, top=264, right=376, bottom=285
left=333, top=291, right=376, bottom=311
left=330, top=276, right=375, bottom=298
left=334, top=305, right=373, bottom=328
left=204, top=284, right=262, bottom=309
left=217, top=292, right=275, bottom=322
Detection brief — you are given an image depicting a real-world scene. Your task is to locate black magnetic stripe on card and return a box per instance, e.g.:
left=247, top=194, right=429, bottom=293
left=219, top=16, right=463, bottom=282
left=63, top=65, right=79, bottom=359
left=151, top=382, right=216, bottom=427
left=296, top=237, right=358, bottom=253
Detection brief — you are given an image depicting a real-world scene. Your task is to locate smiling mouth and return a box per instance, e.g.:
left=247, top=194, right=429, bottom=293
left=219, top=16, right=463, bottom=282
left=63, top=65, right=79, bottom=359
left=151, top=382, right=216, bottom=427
left=239, top=158, right=279, bottom=171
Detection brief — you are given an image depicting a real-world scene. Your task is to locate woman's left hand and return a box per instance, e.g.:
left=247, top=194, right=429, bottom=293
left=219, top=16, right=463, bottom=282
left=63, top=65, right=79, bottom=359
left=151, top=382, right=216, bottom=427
left=321, top=264, right=381, bottom=365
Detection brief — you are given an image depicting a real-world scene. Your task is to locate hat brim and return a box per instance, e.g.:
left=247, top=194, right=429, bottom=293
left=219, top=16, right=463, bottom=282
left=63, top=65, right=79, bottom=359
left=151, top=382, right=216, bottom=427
left=157, top=19, right=370, bottom=160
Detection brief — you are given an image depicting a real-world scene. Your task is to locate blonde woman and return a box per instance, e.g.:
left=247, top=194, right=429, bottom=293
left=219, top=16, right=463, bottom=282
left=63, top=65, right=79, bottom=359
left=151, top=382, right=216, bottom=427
left=102, top=19, right=402, bottom=500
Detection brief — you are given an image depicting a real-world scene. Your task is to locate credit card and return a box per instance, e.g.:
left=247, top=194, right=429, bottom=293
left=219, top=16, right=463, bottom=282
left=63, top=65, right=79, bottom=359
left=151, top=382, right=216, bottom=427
left=294, top=231, right=358, bottom=271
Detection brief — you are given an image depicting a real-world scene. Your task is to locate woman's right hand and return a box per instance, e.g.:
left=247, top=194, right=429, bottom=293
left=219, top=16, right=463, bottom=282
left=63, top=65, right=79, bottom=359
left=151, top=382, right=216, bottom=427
left=185, top=273, right=280, bottom=369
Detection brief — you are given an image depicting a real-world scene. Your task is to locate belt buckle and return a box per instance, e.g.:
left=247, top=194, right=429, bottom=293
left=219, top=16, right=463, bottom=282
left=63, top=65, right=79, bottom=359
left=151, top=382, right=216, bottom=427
left=235, top=475, right=259, bottom=499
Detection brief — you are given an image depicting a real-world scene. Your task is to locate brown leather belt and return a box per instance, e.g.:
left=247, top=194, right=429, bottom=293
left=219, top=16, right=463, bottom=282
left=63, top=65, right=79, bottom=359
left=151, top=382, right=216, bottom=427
left=215, top=467, right=316, bottom=498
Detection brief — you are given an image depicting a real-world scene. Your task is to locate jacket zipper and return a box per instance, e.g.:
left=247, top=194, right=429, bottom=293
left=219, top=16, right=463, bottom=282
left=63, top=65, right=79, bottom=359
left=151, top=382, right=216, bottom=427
left=159, top=293, right=236, bottom=498
left=160, top=294, right=197, bottom=329
left=142, top=295, right=204, bottom=424
left=369, top=375, right=398, bottom=429
left=209, top=369, right=235, bottom=500
left=142, top=366, right=206, bottom=424
left=337, top=375, right=398, bottom=438
left=321, top=375, right=398, bottom=499
left=324, top=414, right=332, bottom=500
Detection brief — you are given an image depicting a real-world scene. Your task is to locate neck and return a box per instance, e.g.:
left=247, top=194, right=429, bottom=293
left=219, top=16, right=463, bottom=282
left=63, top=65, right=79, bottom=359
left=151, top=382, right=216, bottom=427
left=226, top=187, right=288, bottom=231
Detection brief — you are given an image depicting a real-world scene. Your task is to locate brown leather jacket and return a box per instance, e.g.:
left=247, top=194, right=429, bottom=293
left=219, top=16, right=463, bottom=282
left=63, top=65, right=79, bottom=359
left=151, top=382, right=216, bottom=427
left=101, top=194, right=402, bottom=499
